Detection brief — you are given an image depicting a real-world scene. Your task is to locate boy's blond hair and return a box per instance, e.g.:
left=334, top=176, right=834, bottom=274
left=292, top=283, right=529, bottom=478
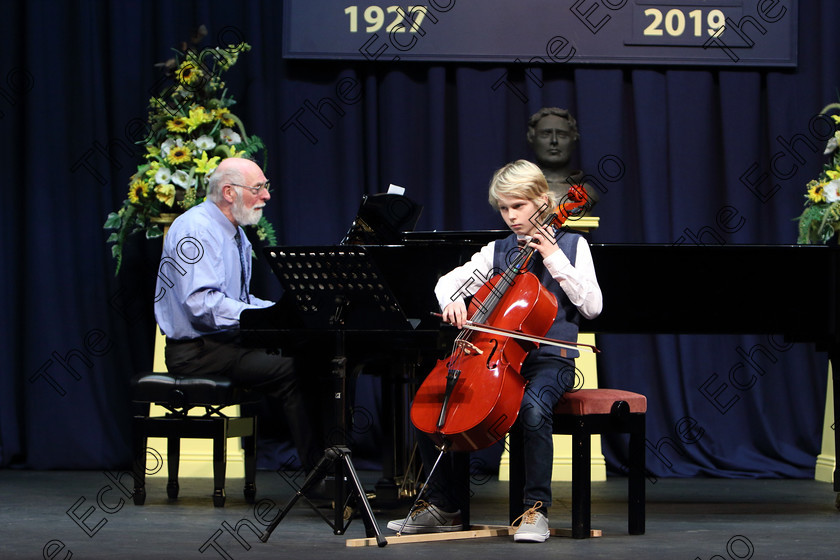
left=488, top=160, right=556, bottom=212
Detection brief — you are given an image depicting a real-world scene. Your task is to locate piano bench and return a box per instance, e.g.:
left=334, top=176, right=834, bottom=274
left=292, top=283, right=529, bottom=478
left=508, top=388, right=647, bottom=538
left=130, top=373, right=261, bottom=507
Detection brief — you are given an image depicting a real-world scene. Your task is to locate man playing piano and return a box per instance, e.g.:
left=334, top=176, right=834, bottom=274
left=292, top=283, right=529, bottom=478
left=153, top=157, right=321, bottom=472
left=387, top=160, right=602, bottom=542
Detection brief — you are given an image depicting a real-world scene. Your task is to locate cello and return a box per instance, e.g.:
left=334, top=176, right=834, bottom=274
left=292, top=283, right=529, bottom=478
left=409, top=185, right=596, bottom=453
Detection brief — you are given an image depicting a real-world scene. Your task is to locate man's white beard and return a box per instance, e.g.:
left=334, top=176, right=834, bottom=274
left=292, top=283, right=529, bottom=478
left=232, top=193, right=263, bottom=226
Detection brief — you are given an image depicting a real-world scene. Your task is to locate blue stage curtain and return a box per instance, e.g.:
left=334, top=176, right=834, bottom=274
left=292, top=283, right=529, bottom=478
left=0, top=0, right=836, bottom=479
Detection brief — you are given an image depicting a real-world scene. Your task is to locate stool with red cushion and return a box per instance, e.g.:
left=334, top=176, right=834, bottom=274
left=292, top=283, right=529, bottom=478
left=508, top=388, right=647, bottom=538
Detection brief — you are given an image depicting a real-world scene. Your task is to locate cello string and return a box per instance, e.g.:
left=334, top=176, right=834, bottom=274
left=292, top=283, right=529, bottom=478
left=443, top=220, right=546, bottom=373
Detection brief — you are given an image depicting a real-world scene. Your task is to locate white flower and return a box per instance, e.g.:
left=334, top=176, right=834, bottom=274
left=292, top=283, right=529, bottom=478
left=220, top=127, right=242, bottom=145
left=154, top=167, right=172, bottom=185
left=825, top=179, right=840, bottom=203
left=195, top=135, right=216, bottom=151
left=825, top=133, right=839, bottom=155
left=171, top=169, right=191, bottom=188
left=160, top=137, right=184, bottom=156
left=161, top=138, right=176, bottom=156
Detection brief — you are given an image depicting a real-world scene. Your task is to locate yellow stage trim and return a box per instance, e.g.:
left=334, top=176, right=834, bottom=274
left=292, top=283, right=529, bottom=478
left=815, top=366, right=835, bottom=484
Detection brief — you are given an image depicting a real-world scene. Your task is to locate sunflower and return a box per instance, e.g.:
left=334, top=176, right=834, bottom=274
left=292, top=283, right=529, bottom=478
left=128, top=179, right=150, bottom=204
left=166, top=146, right=192, bottom=165
left=807, top=182, right=827, bottom=204
left=176, top=60, right=203, bottom=86
left=213, top=108, right=235, bottom=127
left=166, top=117, right=188, bottom=133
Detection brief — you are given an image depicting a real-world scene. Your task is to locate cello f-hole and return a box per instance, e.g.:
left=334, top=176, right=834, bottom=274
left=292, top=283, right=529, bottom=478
left=485, top=338, right=499, bottom=369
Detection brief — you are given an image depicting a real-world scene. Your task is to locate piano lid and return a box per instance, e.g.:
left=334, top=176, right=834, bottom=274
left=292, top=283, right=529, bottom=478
left=342, top=193, right=423, bottom=245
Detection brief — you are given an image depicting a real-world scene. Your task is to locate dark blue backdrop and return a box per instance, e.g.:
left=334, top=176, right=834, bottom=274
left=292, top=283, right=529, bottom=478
left=1, top=0, right=835, bottom=480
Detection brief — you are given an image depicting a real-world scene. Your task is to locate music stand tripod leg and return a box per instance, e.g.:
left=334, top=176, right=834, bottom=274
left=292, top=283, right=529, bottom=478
left=260, top=446, right=386, bottom=548
left=337, top=448, right=387, bottom=547
left=260, top=448, right=334, bottom=542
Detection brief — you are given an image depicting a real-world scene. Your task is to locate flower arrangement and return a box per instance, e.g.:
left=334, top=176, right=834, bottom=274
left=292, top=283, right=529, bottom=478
left=797, top=103, right=840, bottom=244
left=104, top=35, right=276, bottom=273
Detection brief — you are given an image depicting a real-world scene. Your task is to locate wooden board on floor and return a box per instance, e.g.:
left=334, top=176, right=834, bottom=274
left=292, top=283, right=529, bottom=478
left=346, top=525, right=602, bottom=547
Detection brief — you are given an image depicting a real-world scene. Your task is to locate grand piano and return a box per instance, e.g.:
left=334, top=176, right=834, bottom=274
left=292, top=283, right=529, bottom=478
left=241, top=194, right=840, bottom=500
left=584, top=243, right=840, bottom=497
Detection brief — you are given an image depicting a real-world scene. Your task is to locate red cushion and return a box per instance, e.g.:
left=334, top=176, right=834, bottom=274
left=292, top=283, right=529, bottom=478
left=554, top=388, right=647, bottom=415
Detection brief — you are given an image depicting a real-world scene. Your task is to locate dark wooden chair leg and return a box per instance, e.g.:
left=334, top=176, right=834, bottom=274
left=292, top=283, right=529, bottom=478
left=571, top=420, right=591, bottom=539
left=243, top=417, right=257, bottom=503
left=213, top=420, right=228, bottom=507
left=167, top=435, right=180, bottom=499
left=132, top=417, right=147, bottom=505
left=628, top=415, right=646, bottom=535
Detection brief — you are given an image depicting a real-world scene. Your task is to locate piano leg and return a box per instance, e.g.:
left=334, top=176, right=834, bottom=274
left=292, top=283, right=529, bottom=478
left=375, top=358, right=414, bottom=507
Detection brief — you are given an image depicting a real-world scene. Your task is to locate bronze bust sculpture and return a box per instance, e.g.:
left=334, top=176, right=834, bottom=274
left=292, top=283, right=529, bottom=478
left=527, top=108, right=599, bottom=211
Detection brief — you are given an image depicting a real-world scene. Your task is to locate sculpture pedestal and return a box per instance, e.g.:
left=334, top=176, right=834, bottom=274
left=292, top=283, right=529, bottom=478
left=815, top=367, right=835, bottom=484
left=499, top=216, right=606, bottom=482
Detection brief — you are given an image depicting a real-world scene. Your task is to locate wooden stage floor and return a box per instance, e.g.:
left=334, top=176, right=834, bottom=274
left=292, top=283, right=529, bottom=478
left=1, top=469, right=837, bottom=559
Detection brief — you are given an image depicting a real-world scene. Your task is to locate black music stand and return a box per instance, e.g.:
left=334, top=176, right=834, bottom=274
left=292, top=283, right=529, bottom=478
left=260, top=246, right=414, bottom=547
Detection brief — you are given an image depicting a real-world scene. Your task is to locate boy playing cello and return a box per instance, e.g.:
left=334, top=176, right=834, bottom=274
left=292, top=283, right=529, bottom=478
left=388, top=159, right=602, bottom=542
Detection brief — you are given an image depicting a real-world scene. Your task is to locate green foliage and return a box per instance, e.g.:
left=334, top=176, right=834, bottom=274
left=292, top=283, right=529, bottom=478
left=796, top=103, right=840, bottom=245
left=104, top=37, right=277, bottom=274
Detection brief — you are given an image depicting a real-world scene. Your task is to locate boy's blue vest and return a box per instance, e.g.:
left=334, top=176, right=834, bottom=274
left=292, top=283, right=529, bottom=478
left=491, top=229, right=582, bottom=359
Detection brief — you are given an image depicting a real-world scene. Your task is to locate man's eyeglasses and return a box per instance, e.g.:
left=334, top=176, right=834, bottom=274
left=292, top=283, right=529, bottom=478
left=228, top=181, right=271, bottom=195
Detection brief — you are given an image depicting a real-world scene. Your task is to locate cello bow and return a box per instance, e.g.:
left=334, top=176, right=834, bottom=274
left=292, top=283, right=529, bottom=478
left=431, top=313, right=599, bottom=355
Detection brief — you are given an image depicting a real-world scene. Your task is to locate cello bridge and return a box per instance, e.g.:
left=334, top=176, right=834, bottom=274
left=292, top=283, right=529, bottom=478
left=455, top=340, right=483, bottom=355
